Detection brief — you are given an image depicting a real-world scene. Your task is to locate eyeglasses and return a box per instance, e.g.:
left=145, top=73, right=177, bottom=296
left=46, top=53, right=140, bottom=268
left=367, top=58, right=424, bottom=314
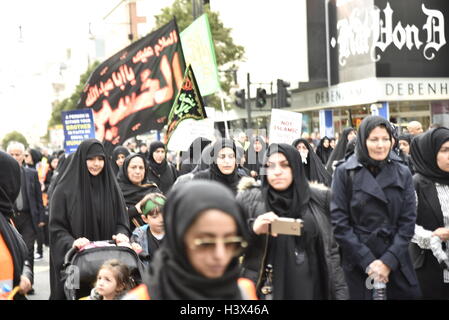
left=190, top=236, right=247, bottom=256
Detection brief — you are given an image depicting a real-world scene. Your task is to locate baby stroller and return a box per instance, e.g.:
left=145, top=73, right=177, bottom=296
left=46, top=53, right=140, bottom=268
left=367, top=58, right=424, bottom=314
left=62, top=240, right=147, bottom=300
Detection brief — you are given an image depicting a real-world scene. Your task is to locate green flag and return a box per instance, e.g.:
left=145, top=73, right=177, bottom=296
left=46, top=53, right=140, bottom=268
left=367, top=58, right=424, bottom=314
left=181, top=13, right=221, bottom=96
left=164, top=64, right=207, bottom=146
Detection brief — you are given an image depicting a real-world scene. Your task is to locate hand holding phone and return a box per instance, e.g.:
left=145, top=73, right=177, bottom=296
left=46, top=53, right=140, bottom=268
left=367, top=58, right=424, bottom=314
left=270, top=217, right=303, bottom=236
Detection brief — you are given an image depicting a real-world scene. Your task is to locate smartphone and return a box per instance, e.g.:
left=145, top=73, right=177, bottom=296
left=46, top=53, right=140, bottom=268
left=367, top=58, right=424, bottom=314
left=271, top=217, right=303, bottom=236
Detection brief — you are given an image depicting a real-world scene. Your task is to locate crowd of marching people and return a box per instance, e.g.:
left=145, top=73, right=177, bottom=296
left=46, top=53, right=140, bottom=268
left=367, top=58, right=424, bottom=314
left=2, top=117, right=449, bottom=300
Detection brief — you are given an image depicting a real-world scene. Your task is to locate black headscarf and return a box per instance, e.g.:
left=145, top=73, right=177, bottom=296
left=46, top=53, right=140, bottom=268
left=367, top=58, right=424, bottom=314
left=262, top=143, right=310, bottom=220
left=147, top=180, right=248, bottom=299
left=117, top=154, right=160, bottom=206
left=180, top=137, right=212, bottom=176
left=398, top=133, right=413, bottom=147
left=411, top=127, right=449, bottom=185
left=111, top=146, right=130, bottom=176
left=292, top=139, right=332, bottom=187
left=50, top=139, right=129, bottom=241
left=148, top=141, right=168, bottom=175
left=326, top=127, right=356, bottom=173
left=355, top=116, right=393, bottom=169
left=244, top=136, right=267, bottom=176
left=0, top=151, right=30, bottom=287
left=261, top=144, right=328, bottom=300
left=315, top=137, right=333, bottom=165
left=194, top=139, right=241, bottom=194
left=27, top=148, right=42, bottom=168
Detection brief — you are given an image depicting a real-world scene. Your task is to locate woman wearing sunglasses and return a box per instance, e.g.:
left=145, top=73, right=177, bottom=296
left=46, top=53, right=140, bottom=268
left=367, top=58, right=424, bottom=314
left=237, top=143, right=348, bottom=300
left=144, top=180, right=256, bottom=299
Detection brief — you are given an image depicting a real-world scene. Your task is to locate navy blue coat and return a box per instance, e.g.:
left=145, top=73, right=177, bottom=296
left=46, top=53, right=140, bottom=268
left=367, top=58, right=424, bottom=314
left=23, top=167, right=45, bottom=231
left=330, top=154, right=421, bottom=299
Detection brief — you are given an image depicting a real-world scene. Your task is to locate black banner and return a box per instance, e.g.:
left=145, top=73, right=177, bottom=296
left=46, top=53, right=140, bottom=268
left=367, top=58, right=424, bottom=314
left=164, top=65, right=207, bottom=146
left=328, top=0, right=449, bottom=84
left=77, top=19, right=186, bottom=153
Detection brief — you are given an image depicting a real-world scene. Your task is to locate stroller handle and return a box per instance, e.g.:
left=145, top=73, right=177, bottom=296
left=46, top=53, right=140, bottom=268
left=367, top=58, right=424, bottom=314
left=63, top=240, right=116, bottom=268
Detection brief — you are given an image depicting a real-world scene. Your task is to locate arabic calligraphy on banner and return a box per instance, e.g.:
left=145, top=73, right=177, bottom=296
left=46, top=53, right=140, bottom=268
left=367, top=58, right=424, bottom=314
left=77, top=20, right=186, bottom=153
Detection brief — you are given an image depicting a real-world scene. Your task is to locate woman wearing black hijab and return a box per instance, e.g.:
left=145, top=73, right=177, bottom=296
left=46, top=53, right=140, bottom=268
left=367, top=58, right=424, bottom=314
left=410, top=127, right=449, bottom=299
left=111, top=146, right=131, bottom=176
left=147, top=141, right=178, bottom=195
left=331, top=116, right=420, bottom=300
left=193, top=139, right=244, bottom=195
left=117, top=154, right=161, bottom=229
left=292, top=138, right=332, bottom=187
left=24, top=148, right=42, bottom=169
left=237, top=143, right=348, bottom=299
left=326, top=127, right=357, bottom=175
left=145, top=180, right=251, bottom=299
left=179, top=137, right=212, bottom=176
left=0, top=151, right=33, bottom=299
left=244, top=136, right=267, bottom=180
left=49, top=139, right=130, bottom=300
left=316, top=136, right=333, bottom=165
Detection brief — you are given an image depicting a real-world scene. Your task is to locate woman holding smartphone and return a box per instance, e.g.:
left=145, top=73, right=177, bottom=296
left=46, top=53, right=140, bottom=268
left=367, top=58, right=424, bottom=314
left=236, top=143, right=348, bottom=300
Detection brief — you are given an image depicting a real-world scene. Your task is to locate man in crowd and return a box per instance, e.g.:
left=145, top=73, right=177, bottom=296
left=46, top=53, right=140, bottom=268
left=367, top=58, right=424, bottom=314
left=7, top=142, right=45, bottom=293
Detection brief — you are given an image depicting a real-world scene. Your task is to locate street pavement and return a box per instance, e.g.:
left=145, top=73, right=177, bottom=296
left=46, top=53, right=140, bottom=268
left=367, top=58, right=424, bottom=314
left=27, top=245, right=51, bottom=300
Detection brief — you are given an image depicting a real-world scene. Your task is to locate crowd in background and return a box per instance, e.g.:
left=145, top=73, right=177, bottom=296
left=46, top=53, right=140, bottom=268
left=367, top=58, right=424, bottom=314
left=2, top=118, right=449, bottom=300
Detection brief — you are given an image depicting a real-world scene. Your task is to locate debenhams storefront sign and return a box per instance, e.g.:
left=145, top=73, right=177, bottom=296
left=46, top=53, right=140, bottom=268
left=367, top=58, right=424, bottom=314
left=299, top=0, right=449, bottom=110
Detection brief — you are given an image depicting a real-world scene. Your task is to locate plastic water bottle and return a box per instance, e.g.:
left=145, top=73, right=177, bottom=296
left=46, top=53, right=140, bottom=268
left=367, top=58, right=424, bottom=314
left=372, top=280, right=387, bottom=300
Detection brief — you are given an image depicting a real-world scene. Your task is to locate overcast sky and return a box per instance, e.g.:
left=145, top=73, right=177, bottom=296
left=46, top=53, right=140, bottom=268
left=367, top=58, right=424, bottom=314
left=0, top=0, right=308, bottom=146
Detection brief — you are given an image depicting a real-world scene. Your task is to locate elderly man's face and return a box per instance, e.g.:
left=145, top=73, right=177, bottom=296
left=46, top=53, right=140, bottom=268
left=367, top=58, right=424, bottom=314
left=8, top=148, right=24, bottom=167
left=408, top=122, right=423, bottom=136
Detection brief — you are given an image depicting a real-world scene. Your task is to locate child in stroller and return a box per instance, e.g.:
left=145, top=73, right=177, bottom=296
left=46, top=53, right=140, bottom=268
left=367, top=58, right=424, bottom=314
left=62, top=240, right=146, bottom=300
left=85, top=259, right=134, bottom=300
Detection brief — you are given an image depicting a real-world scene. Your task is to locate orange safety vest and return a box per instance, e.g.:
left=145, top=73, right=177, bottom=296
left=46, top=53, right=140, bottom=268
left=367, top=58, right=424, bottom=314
left=0, top=233, right=14, bottom=287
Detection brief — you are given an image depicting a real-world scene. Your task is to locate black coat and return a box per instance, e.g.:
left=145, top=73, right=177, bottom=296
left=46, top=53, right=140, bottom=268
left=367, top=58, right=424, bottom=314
left=23, top=167, right=45, bottom=231
left=331, top=154, right=421, bottom=299
left=410, top=173, right=449, bottom=299
left=147, top=163, right=178, bottom=195
left=236, top=178, right=349, bottom=300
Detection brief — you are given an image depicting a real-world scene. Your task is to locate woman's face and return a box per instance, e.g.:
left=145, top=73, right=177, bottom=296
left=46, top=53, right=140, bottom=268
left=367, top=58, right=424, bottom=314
left=366, top=126, right=391, bottom=161
left=266, top=152, right=293, bottom=191
left=253, top=140, right=263, bottom=153
left=184, top=209, right=240, bottom=279
left=153, top=148, right=166, bottom=164
left=127, top=157, right=145, bottom=185
left=86, top=156, right=105, bottom=176
left=347, top=130, right=357, bottom=142
left=437, top=140, right=449, bottom=173
left=323, top=139, right=330, bottom=148
left=399, top=140, right=410, bottom=155
left=51, top=158, right=59, bottom=170
left=116, top=153, right=126, bottom=167
left=295, top=143, right=309, bottom=159
left=216, top=147, right=236, bottom=175
left=330, top=139, right=336, bottom=149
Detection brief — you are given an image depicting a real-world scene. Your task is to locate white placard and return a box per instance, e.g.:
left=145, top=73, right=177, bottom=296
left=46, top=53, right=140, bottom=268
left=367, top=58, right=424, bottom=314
left=269, top=109, right=303, bottom=145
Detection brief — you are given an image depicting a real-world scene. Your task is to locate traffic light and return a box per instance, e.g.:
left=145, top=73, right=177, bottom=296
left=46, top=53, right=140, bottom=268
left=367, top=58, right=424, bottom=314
left=277, top=79, right=291, bottom=108
left=256, top=88, right=267, bottom=108
left=234, top=89, right=246, bottom=109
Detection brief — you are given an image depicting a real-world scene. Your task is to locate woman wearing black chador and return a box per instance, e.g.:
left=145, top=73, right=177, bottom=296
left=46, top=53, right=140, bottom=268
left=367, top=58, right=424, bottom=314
left=49, top=139, right=130, bottom=300
left=410, top=127, right=449, bottom=299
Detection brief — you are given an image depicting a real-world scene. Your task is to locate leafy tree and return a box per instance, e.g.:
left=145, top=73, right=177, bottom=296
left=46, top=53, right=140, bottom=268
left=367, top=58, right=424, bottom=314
left=47, top=61, right=100, bottom=128
left=153, top=0, right=245, bottom=109
left=2, top=131, right=28, bottom=150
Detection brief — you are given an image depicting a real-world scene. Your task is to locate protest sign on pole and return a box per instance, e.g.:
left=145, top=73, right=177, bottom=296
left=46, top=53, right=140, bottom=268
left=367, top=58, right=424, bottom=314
left=62, top=108, right=96, bottom=154
left=269, top=109, right=303, bottom=145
